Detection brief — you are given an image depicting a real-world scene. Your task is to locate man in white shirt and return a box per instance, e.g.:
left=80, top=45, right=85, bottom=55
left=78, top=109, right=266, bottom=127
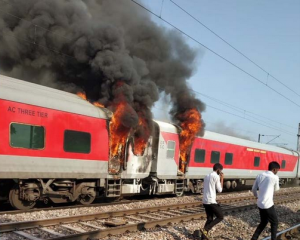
left=194, top=163, right=224, bottom=239
left=251, top=161, right=280, bottom=240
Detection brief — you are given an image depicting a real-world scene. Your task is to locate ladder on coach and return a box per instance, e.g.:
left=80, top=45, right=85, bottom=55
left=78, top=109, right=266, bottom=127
left=175, top=179, right=184, bottom=196
left=106, top=179, right=121, bottom=197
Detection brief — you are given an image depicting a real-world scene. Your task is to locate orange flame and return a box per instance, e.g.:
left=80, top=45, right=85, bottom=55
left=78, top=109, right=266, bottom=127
left=77, top=92, right=104, bottom=108
left=133, top=116, right=149, bottom=155
left=77, top=92, right=87, bottom=100
left=109, top=101, right=132, bottom=173
left=178, top=108, right=202, bottom=173
left=77, top=89, right=150, bottom=173
left=93, top=101, right=104, bottom=108
left=110, top=101, right=131, bottom=156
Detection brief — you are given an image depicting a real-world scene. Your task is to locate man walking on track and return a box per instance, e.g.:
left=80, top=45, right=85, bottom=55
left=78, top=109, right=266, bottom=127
left=194, top=163, right=224, bottom=239
left=251, top=161, right=280, bottom=240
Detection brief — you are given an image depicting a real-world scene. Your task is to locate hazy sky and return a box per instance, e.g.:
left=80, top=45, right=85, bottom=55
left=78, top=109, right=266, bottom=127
left=141, top=0, right=300, bottom=150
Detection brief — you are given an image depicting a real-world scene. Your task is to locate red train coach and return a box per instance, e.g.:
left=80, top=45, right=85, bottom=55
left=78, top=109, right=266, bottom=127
left=0, top=75, right=110, bottom=209
left=186, top=132, right=299, bottom=193
left=0, top=74, right=299, bottom=210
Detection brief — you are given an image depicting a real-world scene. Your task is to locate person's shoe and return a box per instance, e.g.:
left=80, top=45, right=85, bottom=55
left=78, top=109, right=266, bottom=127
left=200, top=229, right=210, bottom=239
left=193, top=229, right=201, bottom=237
left=193, top=230, right=201, bottom=238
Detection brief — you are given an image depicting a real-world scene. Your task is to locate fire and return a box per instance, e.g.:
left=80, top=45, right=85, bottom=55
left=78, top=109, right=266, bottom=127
left=77, top=88, right=150, bottom=173
left=93, top=101, right=104, bottom=108
left=109, top=101, right=132, bottom=173
left=77, top=92, right=104, bottom=108
left=178, top=108, right=202, bottom=173
left=133, top=115, right=149, bottom=155
left=77, top=92, right=87, bottom=100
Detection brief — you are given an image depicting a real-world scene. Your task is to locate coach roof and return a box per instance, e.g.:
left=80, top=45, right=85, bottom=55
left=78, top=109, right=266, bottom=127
left=0, top=74, right=108, bottom=119
left=203, top=130, right=295, bottom=156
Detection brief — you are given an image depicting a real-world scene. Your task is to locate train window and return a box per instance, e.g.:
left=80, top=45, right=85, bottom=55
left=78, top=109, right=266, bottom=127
left=10, top=123, right=45, bottom=149
left=225, top=153, right=233, bottom=165
left=254, top=157, right=260, bottom=167
left=64, top=130, right=91, bottom=154
left=210, top=151, right=220, bottom=163
left=195, top=149, right=205, bottom=163
left=281, top=160, right=286, bottom=169
left=166, top=140, right=175, bottom=159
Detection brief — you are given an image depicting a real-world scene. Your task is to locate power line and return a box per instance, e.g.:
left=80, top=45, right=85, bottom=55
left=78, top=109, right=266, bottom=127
left=131, top=0, right=300, bottom=109
left=154, top=103, right=296, bottom=146
left=205, top=104, right=295, bottom=137
left=169, top=0, right=300, bottom=98
left=0, top=1, right=297, bottom=141
left=1, top=0, right=299, bottom=109
left=153, top=104, right=295, bottom=137
left=160, top=0, right=165, bottom=18
left=204, top=120, right=258, bottom=135
left=193, top=90, right=295, bottom=130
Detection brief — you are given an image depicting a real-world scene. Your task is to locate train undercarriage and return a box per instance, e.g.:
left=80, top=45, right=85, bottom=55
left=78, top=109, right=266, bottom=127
left=1, top=177, right=299, bottom=210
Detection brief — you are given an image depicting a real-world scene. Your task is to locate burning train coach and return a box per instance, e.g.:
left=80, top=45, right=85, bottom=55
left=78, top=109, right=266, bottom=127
left=0, top=74, right=299, bottom=210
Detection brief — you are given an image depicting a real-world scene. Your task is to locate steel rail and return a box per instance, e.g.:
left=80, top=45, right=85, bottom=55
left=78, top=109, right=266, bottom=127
left=50, top=195, right=300, bottom=240
left=0, top=189, right=252, bottom=215
left=0, top=198, right=137, bottom=216
left=1, top=188, right=298, bottom=216
left=0, top=190, right=244, bottom=215
left=262, top=223, right=300, bottom=240
left=0, top=195, right=257, bottom=233
left=1, top=189, right=298, bottom=216
left=0, top=193, right=299, bottom=239
left=0, top=192, right=297, bottom=233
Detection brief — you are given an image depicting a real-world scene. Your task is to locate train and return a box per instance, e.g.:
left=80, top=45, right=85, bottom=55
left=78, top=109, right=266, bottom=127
left=0, top=74, right=299, bottom=210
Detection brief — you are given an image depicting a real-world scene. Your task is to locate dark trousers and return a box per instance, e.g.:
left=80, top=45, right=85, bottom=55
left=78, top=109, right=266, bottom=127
left=251, top=205, right=278, bottom=240
left=203, top=204, right=224, bottom=231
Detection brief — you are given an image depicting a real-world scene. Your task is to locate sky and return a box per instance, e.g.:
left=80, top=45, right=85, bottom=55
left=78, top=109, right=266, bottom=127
left=140, top=0, right=300, bottom=150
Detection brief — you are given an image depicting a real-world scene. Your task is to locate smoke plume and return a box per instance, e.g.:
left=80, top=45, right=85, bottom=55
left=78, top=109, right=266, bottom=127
left=209, top=121, right=253, bottom=141
left=0, top=0, right=205, bottom=142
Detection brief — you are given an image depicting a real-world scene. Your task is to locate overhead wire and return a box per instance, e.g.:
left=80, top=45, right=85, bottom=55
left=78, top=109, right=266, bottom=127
left=1, top=0, right=299, bottom=110
left=193, top=90, right=296, bottom=130
left=153, top=104, right=294, bottom=137
left=205, top=104, right=295, bottom=137
left=0, top=1, right=297, bottom=145
left=169, top=0, right=300, bottom=98
left=130, top=0, right=300, bottom=109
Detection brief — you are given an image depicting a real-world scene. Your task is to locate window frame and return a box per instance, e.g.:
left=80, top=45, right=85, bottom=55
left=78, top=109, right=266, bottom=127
left=281, top=160, right=286, bottom=169
left=210, top=151, right=220, bottom=164
left=254, top=156, right=260, bottom=167
left=63, top=129, right=91, bottom=154
left=9, top=122, right=45, bottom=150
left=166, top=140, right=176, bottom=159
left=224, top=153, right=233, bottom=165
left=194, top=148, right=206, bottom=163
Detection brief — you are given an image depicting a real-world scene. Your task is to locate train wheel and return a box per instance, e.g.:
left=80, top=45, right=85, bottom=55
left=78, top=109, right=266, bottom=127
left=9, top=186, right=36, bottom=210
left=78, top=193, right=96, bottom=205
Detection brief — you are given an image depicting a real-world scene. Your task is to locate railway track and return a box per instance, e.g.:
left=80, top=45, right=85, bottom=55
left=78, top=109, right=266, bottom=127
left=0, top=188, right=296, bottom=216
left=1, top=191, right=299, bottom=240
left=0, top=198, right=135, bottom=216
left=0, top=189, right=250, bottom=215
left=262, top=223, right=300, bottom=240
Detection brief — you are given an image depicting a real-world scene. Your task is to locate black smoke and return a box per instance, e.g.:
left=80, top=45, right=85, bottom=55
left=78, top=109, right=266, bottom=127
left=0, top=0, right=205, bottom=136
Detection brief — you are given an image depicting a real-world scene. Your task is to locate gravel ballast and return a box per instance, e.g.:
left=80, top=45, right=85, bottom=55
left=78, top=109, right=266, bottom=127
left=0, top=187, right=299, bottom=240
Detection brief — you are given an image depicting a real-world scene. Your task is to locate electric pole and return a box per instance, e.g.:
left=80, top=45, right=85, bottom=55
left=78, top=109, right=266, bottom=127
left=297, top=123, right=300, bottom=152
